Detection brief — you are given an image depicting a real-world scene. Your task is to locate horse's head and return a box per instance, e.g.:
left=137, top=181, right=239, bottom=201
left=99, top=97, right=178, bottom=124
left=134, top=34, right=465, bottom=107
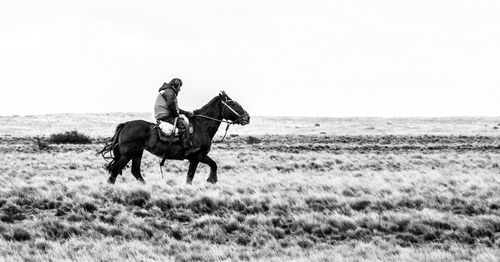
left=219, top=91, right=250, bottom=125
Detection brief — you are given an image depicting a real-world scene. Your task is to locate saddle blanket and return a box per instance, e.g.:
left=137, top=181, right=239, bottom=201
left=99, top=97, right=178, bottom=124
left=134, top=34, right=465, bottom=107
left=158, top=115, right=190, bottom=136
left=158, top=121, right=178, bottom=136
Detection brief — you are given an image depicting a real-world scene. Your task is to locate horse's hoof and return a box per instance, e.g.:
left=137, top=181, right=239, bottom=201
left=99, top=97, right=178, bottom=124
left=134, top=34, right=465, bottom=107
left=138, top=178, right=146, bottom=184
left=107, top=178, right=115, bottom=184
left=207, top=178, right=217, bottom=184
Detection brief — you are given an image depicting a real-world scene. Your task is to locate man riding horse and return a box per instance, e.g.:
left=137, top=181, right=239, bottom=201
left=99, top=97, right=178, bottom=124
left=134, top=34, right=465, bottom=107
left=98, top=88, right=249, bottom=184
left=154, top=78, right=198, bottom=155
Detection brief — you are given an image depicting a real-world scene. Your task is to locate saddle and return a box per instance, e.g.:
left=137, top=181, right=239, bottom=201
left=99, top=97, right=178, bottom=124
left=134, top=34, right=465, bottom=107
left=155, top=116, right=191, bottom=143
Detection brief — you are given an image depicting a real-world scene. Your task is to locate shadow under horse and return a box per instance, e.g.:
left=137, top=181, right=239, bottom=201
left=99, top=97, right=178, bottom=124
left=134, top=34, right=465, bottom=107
left=97, top=91, right=250, bottom=184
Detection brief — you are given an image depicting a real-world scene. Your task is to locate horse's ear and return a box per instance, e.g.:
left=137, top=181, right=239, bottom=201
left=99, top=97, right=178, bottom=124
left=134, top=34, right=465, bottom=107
left=219, top=91, right=227, bottom=100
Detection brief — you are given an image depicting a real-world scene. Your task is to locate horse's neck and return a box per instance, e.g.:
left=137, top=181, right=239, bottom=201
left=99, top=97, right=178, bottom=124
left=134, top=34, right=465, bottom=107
left=194, top=98, right=222, bottom=139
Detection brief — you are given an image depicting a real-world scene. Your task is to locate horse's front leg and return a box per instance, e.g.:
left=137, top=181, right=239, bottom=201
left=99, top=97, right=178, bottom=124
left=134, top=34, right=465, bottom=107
left=186, top=159, right=200, bottom=184
left=201, top=155, right=217, bottom=184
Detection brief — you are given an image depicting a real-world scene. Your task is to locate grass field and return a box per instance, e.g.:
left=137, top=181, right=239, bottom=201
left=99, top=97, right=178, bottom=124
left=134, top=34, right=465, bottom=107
left=1, top=114, right=500, bottom=261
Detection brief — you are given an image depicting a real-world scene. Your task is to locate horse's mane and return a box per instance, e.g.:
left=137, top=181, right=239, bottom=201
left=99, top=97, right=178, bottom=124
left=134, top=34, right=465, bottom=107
left=194, top=96, right=220, bottom=114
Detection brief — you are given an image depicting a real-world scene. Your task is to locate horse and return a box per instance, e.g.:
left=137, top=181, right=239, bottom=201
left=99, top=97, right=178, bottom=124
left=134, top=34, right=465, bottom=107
left=97, top=91, right=249, bottom=184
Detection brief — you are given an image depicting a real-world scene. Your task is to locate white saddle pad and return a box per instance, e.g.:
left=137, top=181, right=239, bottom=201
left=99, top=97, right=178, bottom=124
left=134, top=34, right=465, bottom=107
left=158, top=121, right=177, bottom=135
left=158, top=115, right=190, bottom=136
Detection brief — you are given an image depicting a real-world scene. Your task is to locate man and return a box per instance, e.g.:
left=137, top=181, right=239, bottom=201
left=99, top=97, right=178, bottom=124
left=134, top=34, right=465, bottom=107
left=154, top=78, right=197, bottom=155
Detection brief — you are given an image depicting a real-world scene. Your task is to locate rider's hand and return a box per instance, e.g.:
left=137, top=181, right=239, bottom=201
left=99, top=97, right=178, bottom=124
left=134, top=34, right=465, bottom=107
left=185, top=111, right=194, bottom=118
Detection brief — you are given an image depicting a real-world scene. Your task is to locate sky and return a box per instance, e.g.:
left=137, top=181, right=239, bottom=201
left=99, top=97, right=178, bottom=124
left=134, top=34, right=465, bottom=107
left=0, top=0, right=499, bottom=117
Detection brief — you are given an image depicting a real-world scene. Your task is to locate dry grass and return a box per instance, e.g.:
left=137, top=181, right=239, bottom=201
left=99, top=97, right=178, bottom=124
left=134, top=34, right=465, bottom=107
left=0, top=114, right=499, bottom=261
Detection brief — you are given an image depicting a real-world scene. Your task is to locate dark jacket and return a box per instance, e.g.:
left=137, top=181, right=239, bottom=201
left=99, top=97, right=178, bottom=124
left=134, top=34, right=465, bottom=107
left=154, top=83, right=188, bottom=120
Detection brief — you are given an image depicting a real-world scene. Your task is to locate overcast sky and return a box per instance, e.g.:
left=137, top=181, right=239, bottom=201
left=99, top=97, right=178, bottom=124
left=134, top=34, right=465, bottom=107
left=1, top=1, right=499, bottom=117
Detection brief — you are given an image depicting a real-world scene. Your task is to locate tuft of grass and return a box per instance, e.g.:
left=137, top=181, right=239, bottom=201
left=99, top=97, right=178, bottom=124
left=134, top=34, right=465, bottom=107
left=170, top=226, right=184, bottom=240
left=246, top=136, right=261, bottom=144
left=223, top=220, right=241, bottom=233
left=152, top=198, right=174, bottom=211
left=48, top=130, right=92, bottom=144
left=297, top=239, right=314, bottom=248
left=12, top=228, right=31, bottom=241
left=34, top=240, right=51, bottom=252
left=1, top=204, right=26, bottom=223
left=350, top=199, right=371, bottom=211
left=81, top=202, right=98, bottom=213
left=268, top=227, right=285, bottom=239
left=126, top=189, right=151, bottom=207
left=41, top=220, right=81, bottom=239
left=396, top=233, right=420, bottom=246
left=189, top=196, right=223, bottom=214
left=250, top=231, right=274, bottom=248
left=236, top=234, right=251, bottom=246
left=33, top=136, right=51, bottom=151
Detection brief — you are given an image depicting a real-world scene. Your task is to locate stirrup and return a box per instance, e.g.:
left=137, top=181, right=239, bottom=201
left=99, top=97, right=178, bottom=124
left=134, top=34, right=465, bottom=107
left=160, top=154, right=167, bottom=166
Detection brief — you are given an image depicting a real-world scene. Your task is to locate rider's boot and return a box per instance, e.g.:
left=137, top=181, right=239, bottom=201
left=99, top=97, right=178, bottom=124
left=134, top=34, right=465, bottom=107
left=182, top=132, right=200, bottom=156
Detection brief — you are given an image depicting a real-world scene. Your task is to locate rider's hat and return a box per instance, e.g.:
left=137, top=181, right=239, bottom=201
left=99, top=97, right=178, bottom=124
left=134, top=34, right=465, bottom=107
left=170, top=78, right=182, bottom=90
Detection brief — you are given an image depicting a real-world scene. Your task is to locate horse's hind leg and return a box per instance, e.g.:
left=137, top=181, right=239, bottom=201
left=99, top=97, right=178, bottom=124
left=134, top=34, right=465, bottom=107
left=131, top=152, right=145, bottom=184
left=107, top=156, right=131, bottom=184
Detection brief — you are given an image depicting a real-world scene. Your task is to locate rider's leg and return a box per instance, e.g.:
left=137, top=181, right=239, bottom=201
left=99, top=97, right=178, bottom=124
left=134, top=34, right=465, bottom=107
left=177, top=118, right=199, bottom=155
left=175, top=118, right=189, bottom=148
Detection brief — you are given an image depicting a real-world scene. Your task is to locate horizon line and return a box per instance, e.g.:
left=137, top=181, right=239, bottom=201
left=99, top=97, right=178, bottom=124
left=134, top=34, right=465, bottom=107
left=1, top=112, right=499, bottom=119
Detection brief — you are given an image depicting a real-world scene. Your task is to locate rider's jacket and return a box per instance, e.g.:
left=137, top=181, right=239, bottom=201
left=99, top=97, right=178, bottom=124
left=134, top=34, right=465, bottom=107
left=154, top=83, right=179, bottom=120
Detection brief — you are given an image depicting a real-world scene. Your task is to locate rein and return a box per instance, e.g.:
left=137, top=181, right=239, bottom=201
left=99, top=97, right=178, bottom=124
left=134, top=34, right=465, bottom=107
left=193, top=114, right=233, bottom=143
left=193, top=99, right=246, bottom=143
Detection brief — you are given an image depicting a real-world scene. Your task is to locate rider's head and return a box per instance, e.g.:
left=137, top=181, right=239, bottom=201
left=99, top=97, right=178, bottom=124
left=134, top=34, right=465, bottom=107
left=170, top=78, right=183, bottom=92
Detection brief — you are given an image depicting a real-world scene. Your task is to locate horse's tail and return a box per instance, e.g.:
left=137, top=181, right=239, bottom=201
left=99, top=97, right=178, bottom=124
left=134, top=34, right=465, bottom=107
left=96, top=123, right=125, bottom=173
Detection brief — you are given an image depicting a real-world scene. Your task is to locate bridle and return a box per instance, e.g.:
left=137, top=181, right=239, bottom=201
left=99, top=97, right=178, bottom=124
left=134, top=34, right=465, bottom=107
left=193, top=98, right=248, bottom=143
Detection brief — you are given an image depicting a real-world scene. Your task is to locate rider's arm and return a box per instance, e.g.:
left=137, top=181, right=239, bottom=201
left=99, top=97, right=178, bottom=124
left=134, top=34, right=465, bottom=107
left=179, top=108, right=191, bottom=116
left=162, top=90, right=179, bottom=117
